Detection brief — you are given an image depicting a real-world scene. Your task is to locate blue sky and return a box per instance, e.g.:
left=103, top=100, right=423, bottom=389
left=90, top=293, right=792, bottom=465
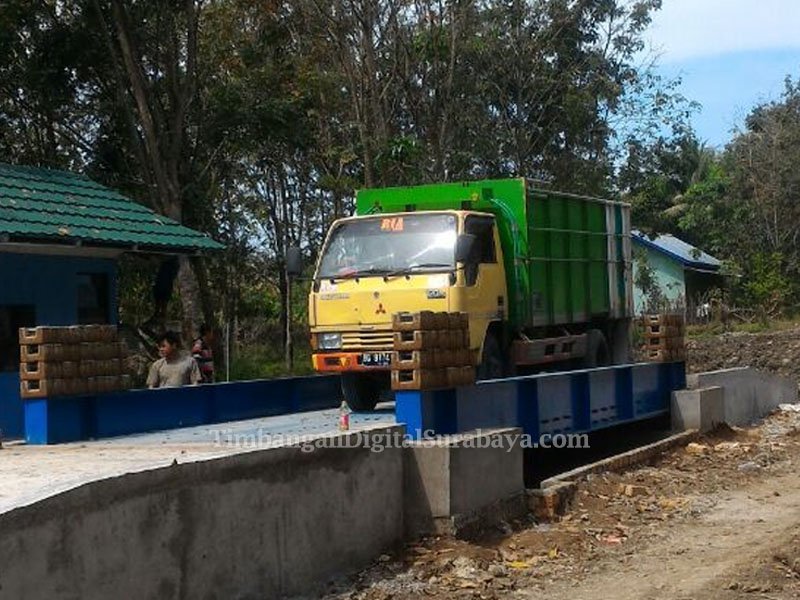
left=645, top=0, right=800, bottom=148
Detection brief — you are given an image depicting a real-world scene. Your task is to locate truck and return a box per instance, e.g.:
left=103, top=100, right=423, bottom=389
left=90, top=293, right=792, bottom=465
left=302, top=178, right=632, bottom=410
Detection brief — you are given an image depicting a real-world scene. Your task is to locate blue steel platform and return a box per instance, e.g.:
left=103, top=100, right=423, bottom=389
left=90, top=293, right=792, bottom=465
left=24, top=375, right=342, bottom=444
left=23, top=362, right=685, bottom=445
left=396, top=362, right=685, bottom=439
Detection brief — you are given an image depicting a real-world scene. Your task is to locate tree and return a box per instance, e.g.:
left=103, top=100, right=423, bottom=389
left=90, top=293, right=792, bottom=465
left=0, top=0, right=711, bottom=375
left=88, top=0, right=214, bottom=336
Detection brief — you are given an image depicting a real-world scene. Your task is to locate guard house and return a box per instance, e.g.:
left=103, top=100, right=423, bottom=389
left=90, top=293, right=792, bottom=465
left=632, top=231, right=723, bottom=316
left=0, top=163, right=221, bottom=438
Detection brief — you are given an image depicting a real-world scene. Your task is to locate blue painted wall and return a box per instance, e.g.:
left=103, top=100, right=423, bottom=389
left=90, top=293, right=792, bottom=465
left=0, top=373, right=20, bottom=440
left=632, top=242, right=686, bottom=314
left=0, top=252, right=118, bottom=438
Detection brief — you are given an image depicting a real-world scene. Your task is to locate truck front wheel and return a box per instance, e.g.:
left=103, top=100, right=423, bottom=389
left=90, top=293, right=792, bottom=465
left=341, top=372, right=381, bottom=411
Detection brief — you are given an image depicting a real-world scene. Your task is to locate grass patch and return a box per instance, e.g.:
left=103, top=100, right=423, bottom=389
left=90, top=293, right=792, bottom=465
left=227, top=344, right=315, bottom=381
left=686, top=319, right=799, bottom=339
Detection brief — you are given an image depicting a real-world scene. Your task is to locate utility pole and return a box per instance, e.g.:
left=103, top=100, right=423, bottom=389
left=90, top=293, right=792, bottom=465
left=284, top=246, right=303, bottom=374
left=285, top=265, right=294, bottom=373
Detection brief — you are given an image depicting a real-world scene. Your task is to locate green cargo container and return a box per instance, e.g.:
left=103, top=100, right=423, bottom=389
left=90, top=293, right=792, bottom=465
left=356, top=178, right=632, bottom=333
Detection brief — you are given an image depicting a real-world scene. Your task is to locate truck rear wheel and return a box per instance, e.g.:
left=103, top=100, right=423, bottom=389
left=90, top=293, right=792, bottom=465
left=609, top=318, right=632, bottom=364
left=341, top=372, right=381, bottom=411
left=478, top=331, right=505, bottom=380
left=584, top=329, right=610, bottom=368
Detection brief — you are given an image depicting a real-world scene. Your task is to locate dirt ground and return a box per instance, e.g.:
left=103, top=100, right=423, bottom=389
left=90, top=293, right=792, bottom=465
left=322, top=404, right=800, bottom=600
left=687, top=324, right=800, bottom=379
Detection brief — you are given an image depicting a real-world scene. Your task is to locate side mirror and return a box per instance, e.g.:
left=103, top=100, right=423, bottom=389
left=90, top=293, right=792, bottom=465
left=286, top=246, right=303, bottom=278
left=455, top=233, right=478, bottom=264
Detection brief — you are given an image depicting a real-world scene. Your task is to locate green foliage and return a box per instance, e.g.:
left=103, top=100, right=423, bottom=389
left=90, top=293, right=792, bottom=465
left=739, top=253, right=792, bottom=319
left=633, top=247, right=665, bottom=313
left=622, top=132, right=711, bottom=235
left=673, top=163, right=746, bottom=258
left=0, top=0, right=704, bottom=378
left=229, top=343, right=314, bottom=380
left=623, top=74, right=800, bottom=317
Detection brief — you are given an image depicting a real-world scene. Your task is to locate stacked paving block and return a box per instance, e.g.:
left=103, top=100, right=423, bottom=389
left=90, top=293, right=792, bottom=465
left=391, top=311, right=475, bottom=390
left=640, top=314, right=686, bottom=362
left=19, top=325, right=131, bottom=398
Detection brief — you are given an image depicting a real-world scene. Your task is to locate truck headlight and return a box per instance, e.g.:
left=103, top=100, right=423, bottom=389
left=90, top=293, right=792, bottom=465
left=318, top=332, right=342, bottom=350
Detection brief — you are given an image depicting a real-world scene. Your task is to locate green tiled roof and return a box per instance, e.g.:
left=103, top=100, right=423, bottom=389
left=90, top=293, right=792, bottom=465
left=0, top=163, right=222, bottom=252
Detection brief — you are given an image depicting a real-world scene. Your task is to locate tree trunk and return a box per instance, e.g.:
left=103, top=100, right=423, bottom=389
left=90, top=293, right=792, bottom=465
left=177, top=256, right=203, bottom=344
left=190, top=255, right=216, bottom=327
left=99, top=0, right=212, bottom=340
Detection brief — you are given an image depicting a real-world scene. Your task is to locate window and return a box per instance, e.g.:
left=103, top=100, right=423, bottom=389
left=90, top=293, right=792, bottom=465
left=0, top=305, right=35, bottom=372
left=77, top=273, right=110, bottom=324
left=464, top=216, right=496, bottom=263
left=463, top=216, right=497, bottom=286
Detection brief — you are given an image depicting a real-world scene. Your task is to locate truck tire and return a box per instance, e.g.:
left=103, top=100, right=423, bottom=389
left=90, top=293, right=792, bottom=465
left=478, top=330, right=505, bottom=380
left=341, top=372, right=380, bottom=411
left=584, top=329, right=610, bottom=368
left=609, top=318, right=632, bottom=364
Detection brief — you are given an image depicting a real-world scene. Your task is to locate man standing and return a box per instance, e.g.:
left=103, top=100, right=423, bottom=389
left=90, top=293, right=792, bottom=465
left=147, top=331, right=201, bottom=388
left=191, top=323, right=215, bottom=384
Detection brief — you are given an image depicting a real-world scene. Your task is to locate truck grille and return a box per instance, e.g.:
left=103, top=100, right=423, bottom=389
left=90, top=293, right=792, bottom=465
left=341, top=330, right=393, bottom=350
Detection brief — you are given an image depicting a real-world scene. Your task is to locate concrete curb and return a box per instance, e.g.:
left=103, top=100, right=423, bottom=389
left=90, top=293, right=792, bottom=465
left=527, top=482, right=577, bottom=521
left=539, top=429, right=699, bottom=490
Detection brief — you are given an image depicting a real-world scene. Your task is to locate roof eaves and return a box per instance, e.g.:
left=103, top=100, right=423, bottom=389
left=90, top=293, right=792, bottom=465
left=632, top=233, right=719, bottom=270
left=685, top=266, right=722, bottom=274
left=1, top=232, right=222, bottom=254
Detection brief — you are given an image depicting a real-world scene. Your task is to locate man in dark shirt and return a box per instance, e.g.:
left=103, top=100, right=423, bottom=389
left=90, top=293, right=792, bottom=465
left=191, top=323, right=215, bottom=384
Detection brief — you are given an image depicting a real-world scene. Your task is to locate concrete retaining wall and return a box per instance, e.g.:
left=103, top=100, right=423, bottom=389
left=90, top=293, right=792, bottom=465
left=686, top=367, right=797, bottom=426
left=404, top=428, right=525, bottom=537
left=671, top=386, right=725, bottom=432
left=0, top=426, right=404, bottom=600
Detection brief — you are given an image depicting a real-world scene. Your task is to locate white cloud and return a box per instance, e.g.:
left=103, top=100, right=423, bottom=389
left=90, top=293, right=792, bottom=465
left=647, top=0, right=800, bottom=63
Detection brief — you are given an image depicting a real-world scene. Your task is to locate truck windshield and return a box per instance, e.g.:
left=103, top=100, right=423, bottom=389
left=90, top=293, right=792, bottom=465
left=317, top=213, right=457, bottom=279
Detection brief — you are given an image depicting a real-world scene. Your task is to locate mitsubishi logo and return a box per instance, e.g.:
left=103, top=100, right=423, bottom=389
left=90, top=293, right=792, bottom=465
left=375, top=303, right=386, bottom=315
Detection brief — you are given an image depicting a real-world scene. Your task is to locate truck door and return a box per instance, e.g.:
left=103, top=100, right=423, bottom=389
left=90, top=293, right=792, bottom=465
left=462, top=215, right=507, bottom=349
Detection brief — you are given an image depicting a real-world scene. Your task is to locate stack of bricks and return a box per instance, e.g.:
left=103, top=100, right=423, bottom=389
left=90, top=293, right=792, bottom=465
left=390, top=311, right=475, bottom=391
left=19, top=325, right=131, bottom=398
left=640, top=314, right=686, bottom=362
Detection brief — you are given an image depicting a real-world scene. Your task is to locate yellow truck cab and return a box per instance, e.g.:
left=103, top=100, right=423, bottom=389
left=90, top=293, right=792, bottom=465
left=309, top=210, right=507, bottom=407
left=307, top=179, right=632, bottom=410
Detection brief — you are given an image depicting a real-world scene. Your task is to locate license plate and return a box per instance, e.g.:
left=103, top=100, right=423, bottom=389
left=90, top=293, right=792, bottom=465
left=361, top=352, right=392, bottom=367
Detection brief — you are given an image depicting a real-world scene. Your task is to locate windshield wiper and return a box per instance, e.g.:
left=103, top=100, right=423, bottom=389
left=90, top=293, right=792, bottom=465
left=384, top=263, right=454, bottom=278
left=323, top=263, right=452, bottom=282
left=328, top=267, right=393, bottom=281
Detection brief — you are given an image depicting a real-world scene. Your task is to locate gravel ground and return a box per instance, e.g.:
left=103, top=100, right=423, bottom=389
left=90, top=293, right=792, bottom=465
left=319, top=406, right=800, bottom=600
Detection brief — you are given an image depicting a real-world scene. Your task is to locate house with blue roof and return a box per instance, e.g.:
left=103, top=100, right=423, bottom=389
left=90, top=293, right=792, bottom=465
left=0, top=163, right=222, bottom=439
left=632, top=230, right=723, bottom=316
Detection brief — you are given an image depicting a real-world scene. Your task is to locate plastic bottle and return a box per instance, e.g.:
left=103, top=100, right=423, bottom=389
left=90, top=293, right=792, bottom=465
left=339, top=400, right=351, bottom=431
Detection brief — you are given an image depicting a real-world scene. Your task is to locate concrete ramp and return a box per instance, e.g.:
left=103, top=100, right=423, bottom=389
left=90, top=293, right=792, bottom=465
left=686, top=367, right=797, bottom=426
left=0, top=426, right=404, bottom=599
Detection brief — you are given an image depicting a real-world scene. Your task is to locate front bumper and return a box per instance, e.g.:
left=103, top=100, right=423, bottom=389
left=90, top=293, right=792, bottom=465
left=312, top=351, right=391, bottom=372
